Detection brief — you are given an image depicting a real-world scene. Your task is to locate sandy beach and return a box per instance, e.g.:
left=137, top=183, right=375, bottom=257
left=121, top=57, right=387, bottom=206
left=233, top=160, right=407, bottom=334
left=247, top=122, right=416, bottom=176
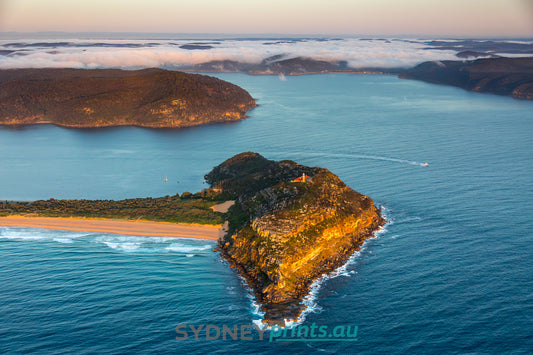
left=0, top=216, right=222, bottom=240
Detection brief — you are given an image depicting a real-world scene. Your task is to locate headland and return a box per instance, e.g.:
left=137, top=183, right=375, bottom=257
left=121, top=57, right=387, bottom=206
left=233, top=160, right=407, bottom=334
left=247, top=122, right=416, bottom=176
left=206, top=152, right=385, bottom=325
left=399, top=56, right=533, bottom=100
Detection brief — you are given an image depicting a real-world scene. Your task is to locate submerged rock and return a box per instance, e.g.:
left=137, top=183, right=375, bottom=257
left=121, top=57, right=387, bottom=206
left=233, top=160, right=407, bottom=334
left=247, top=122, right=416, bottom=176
left=207, top=152, right=385, bottom=325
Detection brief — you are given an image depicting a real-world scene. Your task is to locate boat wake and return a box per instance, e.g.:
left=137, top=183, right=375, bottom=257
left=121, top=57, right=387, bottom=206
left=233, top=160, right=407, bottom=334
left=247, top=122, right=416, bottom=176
left=0, top=227, right=215, bottom=256
left=268, top=151, right=429, bottom=167
left=337, top=153, right=428, bottom=166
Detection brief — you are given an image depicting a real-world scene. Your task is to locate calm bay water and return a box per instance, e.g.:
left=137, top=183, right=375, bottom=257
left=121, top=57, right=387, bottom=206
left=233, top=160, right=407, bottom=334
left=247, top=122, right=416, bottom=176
left=1, top=74, right=532, bottom=354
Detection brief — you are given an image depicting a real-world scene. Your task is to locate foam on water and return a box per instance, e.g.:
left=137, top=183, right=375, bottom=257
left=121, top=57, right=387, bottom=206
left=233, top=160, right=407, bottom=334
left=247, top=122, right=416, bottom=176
left=291, top=223, right=389, bottom=327
left=103, top=241, right=142, bottom=252
left=0, top=227, right=93, bottom=241
left=0, top=228, right=52, bottom=241
left=98, top=237, right=214, bottom=254
left=165, top=243, right=212, bottom=253
left=52, top=237, right=75, bottom=244
left=0, top=227, right=215, bottom=255
left=249, top=206, right=392, bottom=329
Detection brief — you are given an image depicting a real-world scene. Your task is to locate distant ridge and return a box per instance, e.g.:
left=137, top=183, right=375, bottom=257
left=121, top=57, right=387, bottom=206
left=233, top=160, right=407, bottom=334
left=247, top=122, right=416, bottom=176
left=399, top=57, right=533, bottom=100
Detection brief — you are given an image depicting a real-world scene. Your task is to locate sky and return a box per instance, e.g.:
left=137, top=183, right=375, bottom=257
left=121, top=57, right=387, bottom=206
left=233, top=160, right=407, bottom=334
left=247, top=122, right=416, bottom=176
left=0, top=0, right=531, bottom=37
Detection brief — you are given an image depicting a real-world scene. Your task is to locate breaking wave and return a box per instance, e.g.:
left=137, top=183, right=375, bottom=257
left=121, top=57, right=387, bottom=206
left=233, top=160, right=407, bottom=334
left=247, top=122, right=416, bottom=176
left=0, top=227, right=215, bottom=255
left=249, top=206, right=392, bottom=328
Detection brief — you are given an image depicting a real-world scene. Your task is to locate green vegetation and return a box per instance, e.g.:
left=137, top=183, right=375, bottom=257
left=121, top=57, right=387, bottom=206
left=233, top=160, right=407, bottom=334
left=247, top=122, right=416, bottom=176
left=205, top=152, right=319, bottom=198
left=400, top=57, right=533, bottom=100
left=207, top=152, right=384, bottom=324
left=205, top=151, right=321, bottom=235
left=0, top=68, right=257, bottom=127
left=0, top=190, right=227, bottom=225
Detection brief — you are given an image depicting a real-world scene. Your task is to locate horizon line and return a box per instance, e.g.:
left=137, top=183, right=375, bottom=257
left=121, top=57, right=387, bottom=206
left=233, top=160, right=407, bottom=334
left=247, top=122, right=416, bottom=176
left=0, top=31, right=532, bottom=41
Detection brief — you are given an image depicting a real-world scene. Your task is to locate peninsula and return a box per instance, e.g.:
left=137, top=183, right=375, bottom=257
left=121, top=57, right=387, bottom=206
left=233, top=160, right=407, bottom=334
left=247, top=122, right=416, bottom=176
left=1, top=152, right=384, bottom=324
left=0, top=68, right=257, bottom=127
left=399, top=56, right=533, bottom=100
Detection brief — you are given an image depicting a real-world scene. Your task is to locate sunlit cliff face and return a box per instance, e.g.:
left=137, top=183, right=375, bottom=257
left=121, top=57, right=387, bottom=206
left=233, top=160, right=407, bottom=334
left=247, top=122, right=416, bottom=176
left=208, top=153, right=385, bottom=325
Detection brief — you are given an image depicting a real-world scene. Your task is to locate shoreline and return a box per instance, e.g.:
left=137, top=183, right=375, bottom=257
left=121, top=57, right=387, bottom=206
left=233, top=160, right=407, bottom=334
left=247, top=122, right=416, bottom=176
left=0, top=215, right=222, bottom=240
left=219, top=213, right=386, bottom=325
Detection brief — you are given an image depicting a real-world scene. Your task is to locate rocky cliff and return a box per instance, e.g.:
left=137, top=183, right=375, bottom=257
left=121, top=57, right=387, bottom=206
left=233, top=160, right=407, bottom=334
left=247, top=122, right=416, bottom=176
left=0, top=68, right=257, bottom=127
left=399, top=57, right=533, bottom=100
left=206, top=152, right=384, bottom=324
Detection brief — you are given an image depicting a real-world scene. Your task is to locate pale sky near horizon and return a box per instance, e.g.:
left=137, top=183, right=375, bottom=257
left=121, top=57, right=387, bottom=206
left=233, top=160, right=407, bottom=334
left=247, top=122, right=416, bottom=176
left=0, top=0, right=531, bottom=37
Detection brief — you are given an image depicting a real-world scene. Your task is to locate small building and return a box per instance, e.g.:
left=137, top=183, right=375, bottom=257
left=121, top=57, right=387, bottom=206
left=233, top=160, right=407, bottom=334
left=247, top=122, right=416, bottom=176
left=291, top=173, right=310, bottom=183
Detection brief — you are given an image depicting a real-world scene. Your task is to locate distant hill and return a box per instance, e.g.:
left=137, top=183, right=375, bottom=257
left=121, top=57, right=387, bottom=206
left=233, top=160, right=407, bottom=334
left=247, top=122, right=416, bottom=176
left=399, top=57, right=533, bottom=100
left=0, top=68, right=257, bottom=127
left=185, top=55, right=400, bottom=75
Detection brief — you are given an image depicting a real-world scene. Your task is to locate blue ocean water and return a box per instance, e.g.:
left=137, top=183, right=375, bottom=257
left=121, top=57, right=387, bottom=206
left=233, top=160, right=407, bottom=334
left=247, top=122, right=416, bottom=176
left=1, top=74, right=532, bottom=354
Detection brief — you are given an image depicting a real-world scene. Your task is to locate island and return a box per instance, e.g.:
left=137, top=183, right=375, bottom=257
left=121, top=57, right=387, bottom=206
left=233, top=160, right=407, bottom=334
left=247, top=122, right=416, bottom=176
left=399, top=57, right=533, bottom=100
left=1, top=152, right=385, bottom=325
left=0, top=68, right=257, bottom=127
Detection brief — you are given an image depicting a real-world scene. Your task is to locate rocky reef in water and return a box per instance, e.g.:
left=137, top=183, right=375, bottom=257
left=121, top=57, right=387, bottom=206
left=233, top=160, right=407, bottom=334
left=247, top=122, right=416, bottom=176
left=0, top=68, right=257, bottom=128
left=206, top=152, right=385, bottom=325
left=399, top=57, right=533, bottom=100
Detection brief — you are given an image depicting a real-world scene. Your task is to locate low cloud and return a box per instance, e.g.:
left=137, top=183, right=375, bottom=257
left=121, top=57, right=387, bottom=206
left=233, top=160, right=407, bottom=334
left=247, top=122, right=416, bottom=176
left=0, top=37, right=475, bottom=69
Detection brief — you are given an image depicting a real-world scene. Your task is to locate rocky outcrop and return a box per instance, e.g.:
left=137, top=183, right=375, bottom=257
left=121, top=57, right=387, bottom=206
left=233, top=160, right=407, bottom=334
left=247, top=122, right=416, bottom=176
left=207, top=152, right=384, bottom=324
left=0, top=68, right=257, bottom=127
left=399, top=57, right=533, bottom=100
